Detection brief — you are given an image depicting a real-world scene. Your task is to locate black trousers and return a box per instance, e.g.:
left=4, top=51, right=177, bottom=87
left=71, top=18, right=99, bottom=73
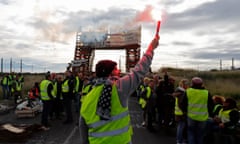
left=62, top=93, right=73, bottom=122
left=41, top=100, right=52, bottom=127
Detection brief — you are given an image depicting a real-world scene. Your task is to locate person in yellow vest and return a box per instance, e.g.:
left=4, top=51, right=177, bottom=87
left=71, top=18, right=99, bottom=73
left=55, top=75, right=63, bottom=119
left=145, top=79, right=157, bottom=132
left=1, top=73, right=10, bottom=99
left=75, top=75, right=91, bottom=126
left=79, top=35, right=159, bottom=144
left=11, top=75, right=23, bottom=104
left=209, top=98, right=239, bottom=144
left=138, top=77, right=151, bottom=127
left=40, top=72, right=54, bottom=129
left=49, top=73, right=57, bottom=120
left=8, top=72, right=14, bottom=98
left=18, top=73, right=24, bottom=88
left=172, top=79, right=189, bottom=144
left=62, top=70, right=75, bottom=124
left=80, top=76, right=92, bottom=105
left=74, top=72, right=84, bottom=115
left=214, top=98, right=239, bottom=133
left=212, top=95, right=225, bottom=117
left=181, top=77, right=214, bottom=144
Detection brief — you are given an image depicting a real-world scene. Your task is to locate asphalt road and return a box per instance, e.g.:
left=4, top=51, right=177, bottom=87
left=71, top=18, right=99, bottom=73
left=0, top=97, right=176, bottom=144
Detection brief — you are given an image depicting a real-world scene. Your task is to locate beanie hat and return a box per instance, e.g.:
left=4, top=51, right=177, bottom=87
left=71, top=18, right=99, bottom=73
left=95, top=60, right=117, bottom=77
left=191, top=77, right=203, bottom=86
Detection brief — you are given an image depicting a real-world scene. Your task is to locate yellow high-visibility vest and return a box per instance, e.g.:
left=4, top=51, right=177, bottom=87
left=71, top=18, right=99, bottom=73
left=40, top=80, right=52, bottom=101
left=81, top=84, right=132, bottom=144
left=175, top=97, right=183, bottom=115
left=186, top=88, right=209, bottom=121
left=62, top=79, right=69, bottom=93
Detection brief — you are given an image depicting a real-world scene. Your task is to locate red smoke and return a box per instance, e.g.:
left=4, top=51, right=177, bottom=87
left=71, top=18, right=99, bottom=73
left=134, top=5, right=155, bottom=23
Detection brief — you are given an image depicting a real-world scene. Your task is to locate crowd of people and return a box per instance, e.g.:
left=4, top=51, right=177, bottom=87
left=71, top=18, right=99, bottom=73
left=1, top=72, right=24, bottom=104
left=1, top=34, right=239, bottom=144
left=37, top=70, right=96, bottom=129
left=137, top=72, right=240, bottom=144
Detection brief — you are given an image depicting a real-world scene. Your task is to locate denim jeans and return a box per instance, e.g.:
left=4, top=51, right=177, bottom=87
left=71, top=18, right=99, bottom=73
left=176, top=119, right=187, bottom=143
left=1, top=85, right=10, bottom=99
left=187, top=117, right=207, bottom=144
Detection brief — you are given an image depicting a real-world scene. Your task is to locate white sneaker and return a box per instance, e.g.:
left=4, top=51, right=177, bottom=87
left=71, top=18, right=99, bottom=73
left=40, top=126, right=50, bottom=131
left=141, top=121, right=146, bottom=127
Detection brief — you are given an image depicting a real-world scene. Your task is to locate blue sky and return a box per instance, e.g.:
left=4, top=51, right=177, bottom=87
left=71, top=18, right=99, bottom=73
left=1, top=0, right=240, bottom=73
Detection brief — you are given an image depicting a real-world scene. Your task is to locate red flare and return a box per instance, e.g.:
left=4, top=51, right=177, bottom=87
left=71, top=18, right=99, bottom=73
left=155, top=20, right=161, bottom=36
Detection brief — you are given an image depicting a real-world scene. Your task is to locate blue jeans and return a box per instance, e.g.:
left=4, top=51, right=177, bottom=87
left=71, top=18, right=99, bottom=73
left=187, top=118, right=207, bottom=144
left=1, top=85, right=10, bottom=99
left=176, top=119, right=187, bottom=143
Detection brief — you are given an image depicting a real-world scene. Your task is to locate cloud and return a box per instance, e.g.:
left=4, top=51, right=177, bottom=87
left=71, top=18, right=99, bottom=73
left=1, top=0, right=240, bottom=72
left=153, top=0, right=240, bottom=70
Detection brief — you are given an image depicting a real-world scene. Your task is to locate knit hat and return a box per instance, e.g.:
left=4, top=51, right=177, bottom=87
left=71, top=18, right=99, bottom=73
left=191, top=77, right=203, bottom=86
left=95, top=60, right=117, bottom=77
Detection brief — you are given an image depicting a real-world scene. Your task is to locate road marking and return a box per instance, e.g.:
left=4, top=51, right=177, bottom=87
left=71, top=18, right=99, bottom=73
left=63, top=126, right=77, bottom=144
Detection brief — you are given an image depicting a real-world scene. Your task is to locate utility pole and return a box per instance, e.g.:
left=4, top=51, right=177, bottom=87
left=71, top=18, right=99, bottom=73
left=20, top=59, right=22, bottom=73
left=220, top=59, right=222, bottom=71
left=10, top=58, right=12, bottom=73
left=231, top=57, right=235, bottom=70
left=1, top=58, right=3, bottom=75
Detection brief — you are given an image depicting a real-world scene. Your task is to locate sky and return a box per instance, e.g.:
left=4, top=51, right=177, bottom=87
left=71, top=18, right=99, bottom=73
left=0, top=0, right=240, bottom=73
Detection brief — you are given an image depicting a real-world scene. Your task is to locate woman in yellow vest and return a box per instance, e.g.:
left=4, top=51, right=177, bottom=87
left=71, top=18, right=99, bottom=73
left=214, top=98, right=239, bottom=133
left=79, top=35, right=160, bottom=144
left=173, top=79, right=189, bottom=144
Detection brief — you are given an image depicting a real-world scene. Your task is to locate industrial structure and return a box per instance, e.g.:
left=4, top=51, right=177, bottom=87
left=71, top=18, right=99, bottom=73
left=70, top=26, right=141, bottom=74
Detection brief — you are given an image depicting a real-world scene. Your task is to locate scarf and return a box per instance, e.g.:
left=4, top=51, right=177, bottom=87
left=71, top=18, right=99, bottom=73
left=96, top=78, right=112, bottom=120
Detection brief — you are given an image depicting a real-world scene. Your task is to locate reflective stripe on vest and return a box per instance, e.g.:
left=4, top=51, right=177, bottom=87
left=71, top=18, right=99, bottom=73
left=89, top=124, right=129, bottom=137
left=81, top=84, right=132, bottom=144
left=89, top=111, right=129, bottom=128
left=75, top=76, right=80, bottom=92
left=213, top=104, right=221, bottom=114
left=186, top=88, right=209, bottom=121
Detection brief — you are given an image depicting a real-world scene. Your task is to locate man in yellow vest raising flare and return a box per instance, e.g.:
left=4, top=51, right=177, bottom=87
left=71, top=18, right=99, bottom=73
left=79, top=35, right=159, bottom=144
